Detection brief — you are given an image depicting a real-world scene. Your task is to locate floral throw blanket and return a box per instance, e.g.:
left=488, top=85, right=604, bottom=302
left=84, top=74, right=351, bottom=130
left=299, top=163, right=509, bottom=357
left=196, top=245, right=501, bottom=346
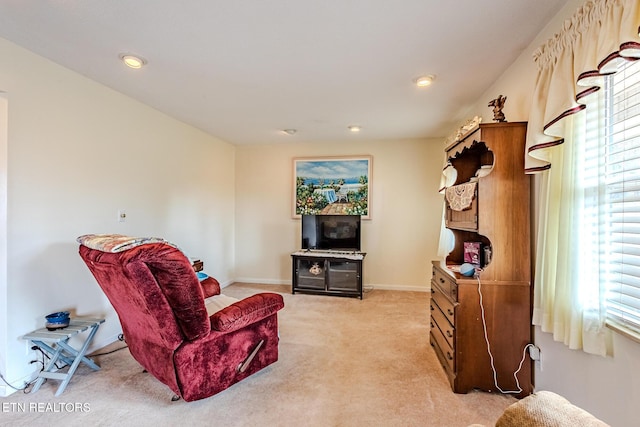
left=77, top=234, right=178, bottom=253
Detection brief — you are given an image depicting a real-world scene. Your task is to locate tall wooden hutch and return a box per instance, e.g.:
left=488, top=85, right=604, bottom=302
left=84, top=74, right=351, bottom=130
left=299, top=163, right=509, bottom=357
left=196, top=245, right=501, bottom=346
left=430, top=122, right=532, bottom=398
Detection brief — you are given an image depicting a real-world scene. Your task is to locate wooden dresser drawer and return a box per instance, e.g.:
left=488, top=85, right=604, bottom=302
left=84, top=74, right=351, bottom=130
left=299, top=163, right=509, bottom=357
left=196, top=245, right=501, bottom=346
left=432, top=266, right=458, bottom=302
left=430, top=326, right=455, bottom=372
left=430, top=299, right=455, bottom=349
left=430, top=276, right=457, bottom=374
left=430, top=284, right=456, bottom=325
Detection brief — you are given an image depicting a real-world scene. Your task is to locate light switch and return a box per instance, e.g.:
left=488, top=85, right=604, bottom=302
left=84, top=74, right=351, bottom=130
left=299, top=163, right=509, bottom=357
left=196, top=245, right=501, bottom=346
left=118, top=209, right=126, bottom=222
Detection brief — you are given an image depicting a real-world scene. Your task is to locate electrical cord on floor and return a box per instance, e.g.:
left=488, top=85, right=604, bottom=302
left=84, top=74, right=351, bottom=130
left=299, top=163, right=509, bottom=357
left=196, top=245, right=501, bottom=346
left=86, top=333, right=128, bottom=358
left=0, top=371, right=30, bottom=393
left=0, top=344, right=63, bottom=394
left=86, top=345, right=128, bottom=357
left=1, top=362, right=43, bottom=394
left=476, top=272, right=533, bottom=394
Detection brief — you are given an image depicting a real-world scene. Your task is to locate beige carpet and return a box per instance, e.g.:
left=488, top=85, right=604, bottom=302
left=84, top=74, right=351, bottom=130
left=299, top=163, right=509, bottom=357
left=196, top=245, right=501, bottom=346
left=2, top=283, right=516, bottom=426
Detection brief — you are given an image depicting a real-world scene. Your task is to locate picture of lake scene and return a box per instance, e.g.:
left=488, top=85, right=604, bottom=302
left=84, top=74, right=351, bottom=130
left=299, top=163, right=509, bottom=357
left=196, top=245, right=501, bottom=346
left=294, top=156, right=371, bottom=218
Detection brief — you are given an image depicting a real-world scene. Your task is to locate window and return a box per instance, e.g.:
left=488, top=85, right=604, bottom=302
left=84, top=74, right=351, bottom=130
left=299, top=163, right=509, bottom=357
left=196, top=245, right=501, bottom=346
left=583, top=59, right=640, bottom=337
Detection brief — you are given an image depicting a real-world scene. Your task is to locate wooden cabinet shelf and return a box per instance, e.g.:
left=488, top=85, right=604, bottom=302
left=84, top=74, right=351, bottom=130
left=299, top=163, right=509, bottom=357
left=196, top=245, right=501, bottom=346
left=431, top=122, right=533, bottom=398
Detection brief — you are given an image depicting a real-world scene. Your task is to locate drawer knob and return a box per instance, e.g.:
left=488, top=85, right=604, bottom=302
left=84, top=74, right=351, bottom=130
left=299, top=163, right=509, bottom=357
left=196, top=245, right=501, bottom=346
left=447, top=352, right=453, bottom=361
left=430, top=321, right=434, bottom=328
left=439, top=278, right=445, bottom=284
left=447, top=309, right=454, bottom=316
left=446, top=330, right=453, bottom=338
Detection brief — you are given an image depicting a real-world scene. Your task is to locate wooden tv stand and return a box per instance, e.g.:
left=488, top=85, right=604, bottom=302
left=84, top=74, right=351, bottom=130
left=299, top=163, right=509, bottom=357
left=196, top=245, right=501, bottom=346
left=291, top=250, right=365, bottom=299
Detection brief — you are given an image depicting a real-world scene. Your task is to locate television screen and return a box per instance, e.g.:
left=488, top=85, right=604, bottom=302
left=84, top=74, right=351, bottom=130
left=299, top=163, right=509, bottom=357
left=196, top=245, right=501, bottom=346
left=302, top=214, right=361, bottom=251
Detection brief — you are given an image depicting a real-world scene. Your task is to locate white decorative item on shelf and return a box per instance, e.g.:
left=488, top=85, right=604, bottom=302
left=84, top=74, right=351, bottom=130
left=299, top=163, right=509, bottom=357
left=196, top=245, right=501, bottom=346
left=309, top=263, right=323, bottom=275
left=444, top=116, right=483, bottom=147
left=443, top=164, right=457, bottom=187
left=476, top=165, right=493, bottom=178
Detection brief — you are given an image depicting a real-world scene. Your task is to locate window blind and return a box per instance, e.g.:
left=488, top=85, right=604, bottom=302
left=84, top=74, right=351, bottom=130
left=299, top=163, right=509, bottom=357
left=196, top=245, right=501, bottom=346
left=602, top=59, right=640, bottom=334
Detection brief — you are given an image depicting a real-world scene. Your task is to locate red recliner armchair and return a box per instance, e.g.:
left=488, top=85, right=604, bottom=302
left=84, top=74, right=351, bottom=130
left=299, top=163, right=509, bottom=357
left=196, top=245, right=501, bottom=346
left=77, top=234, right=284, bottom=402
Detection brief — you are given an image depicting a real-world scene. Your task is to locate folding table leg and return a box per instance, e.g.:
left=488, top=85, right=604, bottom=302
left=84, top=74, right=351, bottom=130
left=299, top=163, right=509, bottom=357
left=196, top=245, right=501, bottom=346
left=31, top=341, right=76, bottom=367
left=30, top=341, right=66, bottom=394
left=52, top=323, right=102, bottom=396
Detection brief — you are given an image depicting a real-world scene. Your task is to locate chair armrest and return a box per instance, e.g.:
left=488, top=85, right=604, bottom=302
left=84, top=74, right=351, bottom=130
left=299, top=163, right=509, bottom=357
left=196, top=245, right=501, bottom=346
left=200, top=277, right=221, bottom=298
left=495, top=391, right=610, bottom=427
left=210, top=293, right=284, bottom=332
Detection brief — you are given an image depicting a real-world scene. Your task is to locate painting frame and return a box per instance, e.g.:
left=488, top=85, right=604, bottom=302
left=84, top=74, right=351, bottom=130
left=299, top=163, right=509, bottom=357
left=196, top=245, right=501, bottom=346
left=293, top=155, right=372, bottom=219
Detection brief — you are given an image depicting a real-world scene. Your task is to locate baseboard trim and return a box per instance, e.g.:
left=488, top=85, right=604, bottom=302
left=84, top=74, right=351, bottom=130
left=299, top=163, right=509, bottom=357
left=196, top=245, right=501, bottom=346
left=230, top=278, right=290, bottom=286
left=367, top=284, right=430, bottom=292
left=228, top=279, right=430, bottom=293
left=0, top=371, right=36, bottom=397
left=90, top=333, right=123, bottom=353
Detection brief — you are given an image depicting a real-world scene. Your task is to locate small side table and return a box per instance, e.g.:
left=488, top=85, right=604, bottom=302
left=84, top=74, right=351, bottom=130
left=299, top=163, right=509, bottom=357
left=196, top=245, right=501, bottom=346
left=22, top=317, right=105, bottom=396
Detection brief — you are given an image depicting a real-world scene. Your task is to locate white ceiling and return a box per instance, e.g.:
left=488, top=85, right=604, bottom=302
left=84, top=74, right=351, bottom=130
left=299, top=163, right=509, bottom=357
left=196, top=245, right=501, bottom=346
left=0, top=1, right=568, bottom=145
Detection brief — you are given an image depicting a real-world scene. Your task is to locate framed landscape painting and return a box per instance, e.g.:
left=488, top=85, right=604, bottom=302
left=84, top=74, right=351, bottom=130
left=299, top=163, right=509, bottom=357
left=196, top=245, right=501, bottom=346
left=293, top=155, right=372, bottom=219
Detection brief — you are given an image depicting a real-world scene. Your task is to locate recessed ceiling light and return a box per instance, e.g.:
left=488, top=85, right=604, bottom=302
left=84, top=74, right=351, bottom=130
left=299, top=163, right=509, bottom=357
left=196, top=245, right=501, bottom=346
left=348, top=125, right=362, bottom=133
left=119, top=54, right=147, bottom=69
left=414, top=74, right=435, bottom=87
left=282, top=129, right=297, bottom=135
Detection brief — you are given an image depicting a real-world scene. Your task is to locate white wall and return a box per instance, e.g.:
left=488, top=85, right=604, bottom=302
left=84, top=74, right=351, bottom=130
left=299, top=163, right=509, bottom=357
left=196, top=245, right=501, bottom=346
left=235, top=139, right=444, bottom=290
left=0, top=94, right=8, bottom=390
left=463, top=0, right=639, bottom=425
left=0, top=38, right=236, bottom=396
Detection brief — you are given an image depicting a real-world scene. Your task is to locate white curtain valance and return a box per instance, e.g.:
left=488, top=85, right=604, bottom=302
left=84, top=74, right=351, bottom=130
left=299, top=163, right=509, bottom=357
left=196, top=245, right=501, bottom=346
left=525, top=0, right=640, bottom=172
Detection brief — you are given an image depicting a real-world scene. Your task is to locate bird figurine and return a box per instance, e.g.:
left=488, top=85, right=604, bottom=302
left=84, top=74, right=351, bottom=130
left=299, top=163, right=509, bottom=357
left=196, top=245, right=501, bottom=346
left=488, top=95, right=507, bottom=122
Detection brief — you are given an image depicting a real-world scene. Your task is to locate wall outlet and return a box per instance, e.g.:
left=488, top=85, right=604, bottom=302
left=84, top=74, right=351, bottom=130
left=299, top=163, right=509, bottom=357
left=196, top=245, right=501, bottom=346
left=26, top=343, right=39, bottom=364
left=528, top=345, right=541, bottom=361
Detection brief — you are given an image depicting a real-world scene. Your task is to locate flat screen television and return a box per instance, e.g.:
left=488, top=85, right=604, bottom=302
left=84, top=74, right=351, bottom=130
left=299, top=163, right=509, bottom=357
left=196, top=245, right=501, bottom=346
left=301, top=214, right=361, bottom=251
